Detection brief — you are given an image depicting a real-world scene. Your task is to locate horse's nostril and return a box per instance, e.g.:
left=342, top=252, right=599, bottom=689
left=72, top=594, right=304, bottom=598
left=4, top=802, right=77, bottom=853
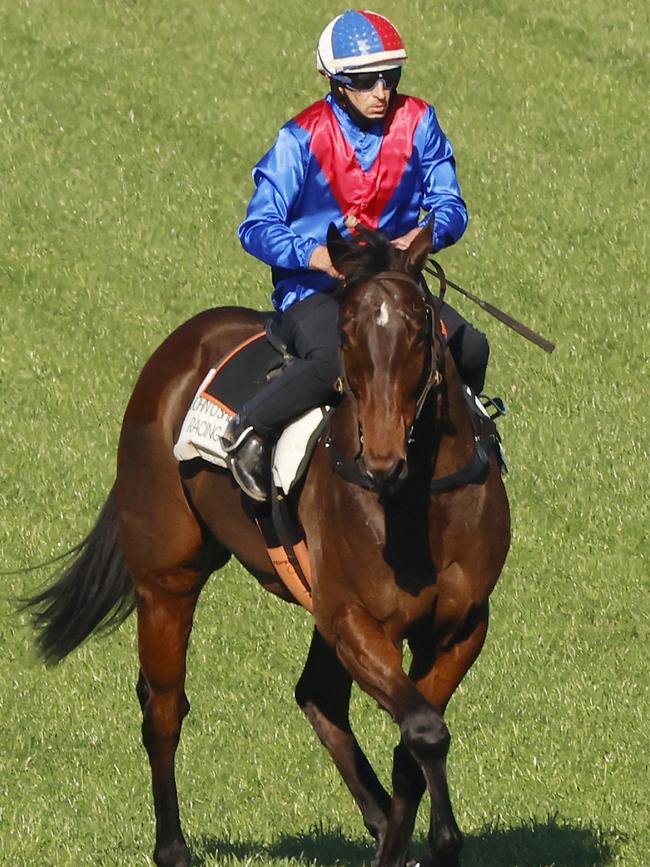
left=395, top=458, right=408, bottom=483
left=360, top=456, right=407, bottom=492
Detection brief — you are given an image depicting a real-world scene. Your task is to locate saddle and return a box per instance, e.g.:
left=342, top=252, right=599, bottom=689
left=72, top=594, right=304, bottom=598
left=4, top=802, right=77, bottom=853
left=174, top=323, right=331, bottom=612
left=174, top=321, right=331, bottom=493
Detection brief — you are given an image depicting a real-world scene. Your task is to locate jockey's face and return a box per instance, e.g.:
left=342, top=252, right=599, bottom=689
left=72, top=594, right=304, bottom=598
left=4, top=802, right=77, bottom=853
left=344, top=78, right=392, bottom=120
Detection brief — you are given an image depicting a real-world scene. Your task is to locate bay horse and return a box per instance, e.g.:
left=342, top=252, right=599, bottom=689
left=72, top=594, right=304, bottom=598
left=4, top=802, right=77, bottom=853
left=27, top=224, right=510, bottom=867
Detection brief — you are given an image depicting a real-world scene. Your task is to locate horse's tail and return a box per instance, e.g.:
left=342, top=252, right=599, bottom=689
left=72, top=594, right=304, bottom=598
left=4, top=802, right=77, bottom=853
left=23, top=487, right=135, bottom=664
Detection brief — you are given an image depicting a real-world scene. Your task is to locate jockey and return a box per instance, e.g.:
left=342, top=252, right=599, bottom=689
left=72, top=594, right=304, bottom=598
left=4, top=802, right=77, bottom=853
left=224, top=9, right=489, bottom=501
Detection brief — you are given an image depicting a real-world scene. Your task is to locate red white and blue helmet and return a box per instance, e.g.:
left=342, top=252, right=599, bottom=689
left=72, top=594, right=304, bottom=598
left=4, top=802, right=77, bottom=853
left=316, top=10, right=407, bottom=77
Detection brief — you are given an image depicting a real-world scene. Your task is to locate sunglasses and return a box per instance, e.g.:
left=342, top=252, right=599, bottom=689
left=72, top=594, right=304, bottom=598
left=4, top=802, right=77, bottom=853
left=334, top=67, right=402, bottom=93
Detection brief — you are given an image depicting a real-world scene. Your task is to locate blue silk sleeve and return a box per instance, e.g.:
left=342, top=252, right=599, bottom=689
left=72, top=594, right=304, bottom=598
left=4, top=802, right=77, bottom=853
left=238, top=127, right=321, bottom=271
left=418, top=107, right=468, bottom=252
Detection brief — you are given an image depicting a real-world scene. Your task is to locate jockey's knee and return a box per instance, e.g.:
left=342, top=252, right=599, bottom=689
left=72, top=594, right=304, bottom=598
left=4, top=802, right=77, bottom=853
left=309, top=350, right=342, bottom=398
left=464, top=330, right=489, bottom=393
left=450, top=326, right=489, bottom=393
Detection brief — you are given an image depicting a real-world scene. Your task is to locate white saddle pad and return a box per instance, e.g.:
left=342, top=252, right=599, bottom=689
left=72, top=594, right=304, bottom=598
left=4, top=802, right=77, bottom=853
left=173, top=370, right=330, bottom=494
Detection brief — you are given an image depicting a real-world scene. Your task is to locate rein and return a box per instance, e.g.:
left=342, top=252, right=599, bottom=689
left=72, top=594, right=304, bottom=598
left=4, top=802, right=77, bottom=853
left=413, top=300, right=444, bottom=423
left=424, top=259, right=556, bottom=354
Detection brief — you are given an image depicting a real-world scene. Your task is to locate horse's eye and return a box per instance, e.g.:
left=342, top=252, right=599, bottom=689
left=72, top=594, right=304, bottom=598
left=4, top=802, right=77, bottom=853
left=339, top=330, right=351, bottom=349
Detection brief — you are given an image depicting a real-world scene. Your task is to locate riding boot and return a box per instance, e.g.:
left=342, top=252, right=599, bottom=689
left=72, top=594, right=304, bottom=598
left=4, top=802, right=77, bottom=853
left=221, top=414, right=271, bottom=502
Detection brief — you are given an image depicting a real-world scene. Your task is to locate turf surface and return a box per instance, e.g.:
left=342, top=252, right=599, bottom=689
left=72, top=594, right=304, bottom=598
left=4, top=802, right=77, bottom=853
left=0, top=1, right=647, bottom=865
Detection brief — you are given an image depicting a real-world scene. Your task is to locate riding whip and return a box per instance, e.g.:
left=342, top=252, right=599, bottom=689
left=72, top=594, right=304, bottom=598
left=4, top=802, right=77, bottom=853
left=425, top=260, right=556, bottom=354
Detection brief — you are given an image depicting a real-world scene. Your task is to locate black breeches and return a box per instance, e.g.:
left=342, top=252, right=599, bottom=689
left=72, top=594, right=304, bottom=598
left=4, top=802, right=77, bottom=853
left=242, top=292, right=489, bottom=436
left=438, top=300, right=490, bottom=394
left=243, top=293, right=342, bottom=437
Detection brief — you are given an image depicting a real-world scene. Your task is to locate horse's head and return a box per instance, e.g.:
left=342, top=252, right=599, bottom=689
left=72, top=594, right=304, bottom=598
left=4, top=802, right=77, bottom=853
left=328, top=223, right=441, bottom=494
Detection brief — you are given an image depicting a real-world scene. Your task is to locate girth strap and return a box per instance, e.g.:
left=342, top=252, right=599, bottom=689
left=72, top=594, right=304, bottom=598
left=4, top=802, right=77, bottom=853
left=252, top=483, right=314, bottom=613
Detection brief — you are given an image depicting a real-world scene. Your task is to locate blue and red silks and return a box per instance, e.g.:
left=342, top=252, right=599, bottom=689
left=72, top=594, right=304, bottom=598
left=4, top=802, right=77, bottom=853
left=238, top=92, right=468, bottom=311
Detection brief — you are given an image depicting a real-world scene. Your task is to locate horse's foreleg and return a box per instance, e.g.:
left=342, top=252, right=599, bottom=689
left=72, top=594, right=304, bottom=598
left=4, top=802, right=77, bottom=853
left=331, top=603, right=448, bottom=867
left=295, top=627, right=391, bottom=845
left=377, top=740, right=426, bottom=867
left=408, top=603, right=490, bottom=867
left=136, top=568, right=204, bottom=867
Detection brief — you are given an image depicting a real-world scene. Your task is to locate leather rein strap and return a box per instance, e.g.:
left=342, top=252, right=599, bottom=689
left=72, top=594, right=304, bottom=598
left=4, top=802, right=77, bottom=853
left=424, top=258, right=556, bottom=354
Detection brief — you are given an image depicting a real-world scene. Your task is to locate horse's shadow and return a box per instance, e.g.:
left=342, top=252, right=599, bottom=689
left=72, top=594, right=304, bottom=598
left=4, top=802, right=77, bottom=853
left=190, top=815, right=622, bottom=865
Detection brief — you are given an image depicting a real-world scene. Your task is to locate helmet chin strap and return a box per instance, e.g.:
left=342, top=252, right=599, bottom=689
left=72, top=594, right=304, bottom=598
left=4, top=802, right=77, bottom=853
left=329, top=80, right=396, bottom=129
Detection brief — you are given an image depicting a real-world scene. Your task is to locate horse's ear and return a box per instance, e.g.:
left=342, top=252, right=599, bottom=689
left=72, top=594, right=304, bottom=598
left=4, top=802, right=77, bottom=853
left=403, top=222, right=434, bottom=278
left=326, top=223, right=354, bottom=276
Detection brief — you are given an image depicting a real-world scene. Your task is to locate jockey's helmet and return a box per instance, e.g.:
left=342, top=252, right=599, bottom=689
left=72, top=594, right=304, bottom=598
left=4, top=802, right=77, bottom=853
left=316, top=10, right=407, bottom=84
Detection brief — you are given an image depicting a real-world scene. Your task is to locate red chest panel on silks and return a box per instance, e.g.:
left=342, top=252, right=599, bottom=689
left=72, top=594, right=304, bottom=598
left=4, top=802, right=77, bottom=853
left=294, top=96, right=428, bottom=228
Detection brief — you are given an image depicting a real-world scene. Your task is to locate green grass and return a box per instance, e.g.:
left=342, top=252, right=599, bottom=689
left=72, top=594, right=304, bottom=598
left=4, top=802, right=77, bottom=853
left=0, top=0, right=647, bottom=864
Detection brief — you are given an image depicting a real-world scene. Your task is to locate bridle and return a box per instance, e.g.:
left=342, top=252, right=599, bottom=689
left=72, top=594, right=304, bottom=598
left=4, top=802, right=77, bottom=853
left=324, top=268, right=446, bottom=491
left=325, top=264, right=500, bottom=495
left=369, top=270, right=446, bottom=428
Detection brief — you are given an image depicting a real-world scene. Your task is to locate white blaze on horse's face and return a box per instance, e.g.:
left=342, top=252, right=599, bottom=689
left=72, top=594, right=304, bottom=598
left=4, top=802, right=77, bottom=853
left=341, top=280, right=429, bottom=490
left=376, top=301, right=390, bottom=327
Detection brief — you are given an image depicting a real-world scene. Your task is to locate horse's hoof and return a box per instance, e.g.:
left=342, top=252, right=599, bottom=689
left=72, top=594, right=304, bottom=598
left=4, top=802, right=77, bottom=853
left=423, top=856, right=460, bottom=867
left=154, top=839, right=192, bottom=867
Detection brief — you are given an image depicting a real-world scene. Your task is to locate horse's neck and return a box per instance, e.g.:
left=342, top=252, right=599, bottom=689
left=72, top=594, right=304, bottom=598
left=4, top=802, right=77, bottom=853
left=425, top=353, right=477, bottom=473
left=329, top=394, right=362, bottom=452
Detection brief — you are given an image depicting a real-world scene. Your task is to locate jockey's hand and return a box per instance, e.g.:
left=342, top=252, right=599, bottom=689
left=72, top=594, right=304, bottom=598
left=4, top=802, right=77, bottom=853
left=309, top=245, right=343, bottom=279
left=391, top=228, right=423, bottom=250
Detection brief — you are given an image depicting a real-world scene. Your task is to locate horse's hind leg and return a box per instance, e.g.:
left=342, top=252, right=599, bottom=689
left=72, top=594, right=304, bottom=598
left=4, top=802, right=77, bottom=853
left=122, top=491, right=230, bottom=867
left=135, top=562, right=208, bottom=867
left=295, top=627, right=391, bottom=846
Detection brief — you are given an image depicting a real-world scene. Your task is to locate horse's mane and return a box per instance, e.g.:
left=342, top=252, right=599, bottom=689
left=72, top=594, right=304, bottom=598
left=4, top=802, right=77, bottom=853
left=336, top=228, right=402, bottom=289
